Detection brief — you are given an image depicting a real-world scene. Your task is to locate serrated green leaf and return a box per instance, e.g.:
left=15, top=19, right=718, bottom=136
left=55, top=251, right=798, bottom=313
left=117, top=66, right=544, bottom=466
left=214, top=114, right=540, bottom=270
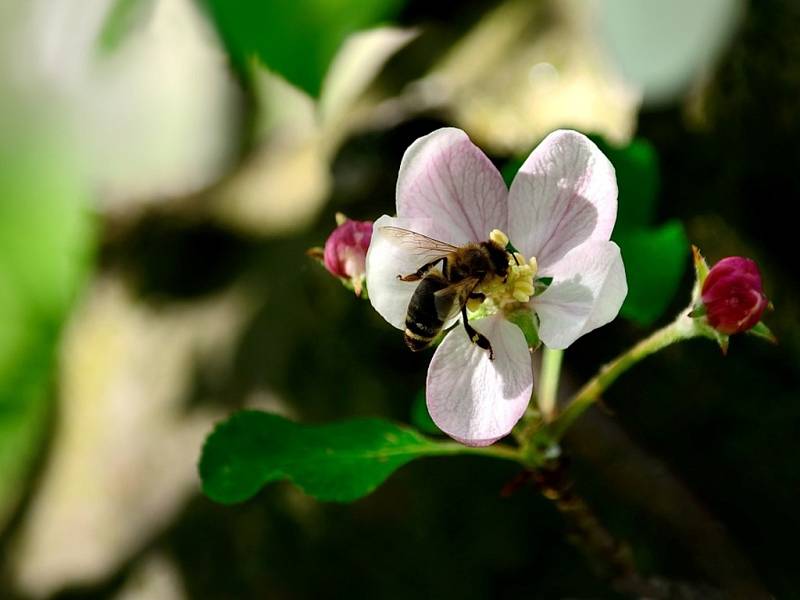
left=615, top=221, right=689, bottom=326
left=199, top=0, right=404, bottom=97
left=200, top=411, right=466, bottom=503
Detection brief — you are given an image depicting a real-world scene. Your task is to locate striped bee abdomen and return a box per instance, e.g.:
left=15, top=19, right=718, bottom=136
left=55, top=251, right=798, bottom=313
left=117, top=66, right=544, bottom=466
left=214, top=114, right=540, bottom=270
left=404, top=273, right=450, bottom=352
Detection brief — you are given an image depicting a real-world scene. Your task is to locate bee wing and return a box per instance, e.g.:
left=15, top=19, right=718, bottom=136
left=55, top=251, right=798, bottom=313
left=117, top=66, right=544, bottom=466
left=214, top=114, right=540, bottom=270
left=379, top=226, right=458, bottom=258
left=433, top=277, right=480, bottom=321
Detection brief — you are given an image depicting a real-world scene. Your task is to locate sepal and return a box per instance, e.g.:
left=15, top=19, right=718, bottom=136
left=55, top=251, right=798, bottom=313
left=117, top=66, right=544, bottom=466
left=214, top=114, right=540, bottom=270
left=747, top=321, right=778, bottom=344
left=506, top=308, right=541, bottom=350
left=690, top=245, right=710, bottom=305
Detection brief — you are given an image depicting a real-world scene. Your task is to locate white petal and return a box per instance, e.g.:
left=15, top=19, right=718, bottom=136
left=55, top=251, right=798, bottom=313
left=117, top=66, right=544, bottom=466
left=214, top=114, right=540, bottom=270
left=365, top=215, right=450, bottom=330
left=426, top=316, right=533, bottom=446
left=533, top=240, right=627, bottom=349
left=397, top=128, right=509, bottom=244
left=507, top=130, right=617, bottom=270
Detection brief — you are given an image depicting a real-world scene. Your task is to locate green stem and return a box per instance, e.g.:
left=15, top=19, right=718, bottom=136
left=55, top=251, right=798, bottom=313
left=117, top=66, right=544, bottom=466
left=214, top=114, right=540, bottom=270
left=538, top=347, right=563, bottom=422
left=549, top=313, right=698, bottom=440
left=435, top=442, right=523, bottom=462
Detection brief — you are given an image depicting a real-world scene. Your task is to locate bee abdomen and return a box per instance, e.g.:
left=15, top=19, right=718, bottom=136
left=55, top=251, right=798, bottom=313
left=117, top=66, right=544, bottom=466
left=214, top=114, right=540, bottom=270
left=404, top=275, right=448, bottom=352
left=404, top=327, right=435, bottom=351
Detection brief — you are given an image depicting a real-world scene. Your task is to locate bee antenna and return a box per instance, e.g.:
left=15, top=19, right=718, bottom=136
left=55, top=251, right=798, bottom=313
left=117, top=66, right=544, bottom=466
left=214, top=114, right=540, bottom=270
left=504, top=240, right=521, bottom=265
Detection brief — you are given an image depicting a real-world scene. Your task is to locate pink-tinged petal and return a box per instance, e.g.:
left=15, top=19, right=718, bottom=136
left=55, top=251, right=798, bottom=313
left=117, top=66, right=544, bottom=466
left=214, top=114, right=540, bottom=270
left=397, top=128, right=509, bottom=244
left=322, top=219, right=373, bottom=279
left=426, top=316, right=533, bottom=446
left=533, top=240, right=627, bottom=349
left=507, top=130, right=617, bottom=270
left=366, top=215, right=456, bottom=330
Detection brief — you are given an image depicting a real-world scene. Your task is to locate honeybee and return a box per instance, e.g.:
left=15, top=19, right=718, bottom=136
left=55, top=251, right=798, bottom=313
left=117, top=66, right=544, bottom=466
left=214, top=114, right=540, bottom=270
left=382, top=226, right=512, bottom=360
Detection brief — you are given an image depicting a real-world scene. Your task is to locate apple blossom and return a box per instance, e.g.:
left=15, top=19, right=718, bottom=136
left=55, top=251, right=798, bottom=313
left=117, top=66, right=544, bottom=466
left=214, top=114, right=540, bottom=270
left=366, top=128, right=627, bottom=446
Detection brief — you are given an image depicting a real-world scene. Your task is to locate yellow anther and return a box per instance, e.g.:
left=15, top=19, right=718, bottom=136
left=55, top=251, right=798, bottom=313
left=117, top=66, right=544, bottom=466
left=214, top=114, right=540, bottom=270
left=513, top=289, right=532, bottom=303
left=514, top=281, right=535, bottom=296
left=475, top=231, right=539, bottom=311
left=489, top=229, right=509, bottom=247
left=514, top=264, right=533, bottom=278
left=467, top=297, right=483, bottom=313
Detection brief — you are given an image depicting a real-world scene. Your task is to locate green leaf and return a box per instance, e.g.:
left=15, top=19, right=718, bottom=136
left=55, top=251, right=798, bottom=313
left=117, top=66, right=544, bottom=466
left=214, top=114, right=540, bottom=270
left=200, top=411, right=457, bottom=503
left=501, top=155, right=524, bottom=187
left=615, top=221, right=689, bottom=326
left=591, top=135, right=660, bottom=232
left=199, top=0, right=404, bottom=97
left=504, top=135, right=659, bottom=232
left=0, top=116, right=94, bottom=533
left=594, top=134, right=688, bottom=326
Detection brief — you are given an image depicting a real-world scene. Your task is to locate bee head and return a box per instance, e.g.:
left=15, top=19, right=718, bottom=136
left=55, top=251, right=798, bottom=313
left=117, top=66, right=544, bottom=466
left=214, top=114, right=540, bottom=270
left=485, top=241, right=511, bottom=279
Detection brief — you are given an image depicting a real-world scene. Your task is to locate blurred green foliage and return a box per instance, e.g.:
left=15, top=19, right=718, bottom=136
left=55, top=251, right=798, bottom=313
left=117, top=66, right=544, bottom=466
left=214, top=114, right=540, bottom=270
left=201, top=410, right=454, bottom=502
left=0, top=121, right=94, bottom=532
left=96, top=0, right=155, bottom=54
left=410, top=389, right=441, bottom=435
left=199, top=0, right=404, bottom=96
left=596, top=136, right=689, bottom=327
left=1, top=1, right=799, bottom=597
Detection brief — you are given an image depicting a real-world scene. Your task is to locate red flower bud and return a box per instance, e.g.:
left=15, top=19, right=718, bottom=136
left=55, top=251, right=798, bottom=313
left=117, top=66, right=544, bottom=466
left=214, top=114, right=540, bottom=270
left=701, top=257, right=768, bottom=334
left=322, top=218, right=373, bottom=292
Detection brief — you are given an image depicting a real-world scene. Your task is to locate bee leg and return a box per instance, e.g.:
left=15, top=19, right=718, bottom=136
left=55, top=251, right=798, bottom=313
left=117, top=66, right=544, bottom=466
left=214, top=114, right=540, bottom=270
left=398, top=257, right=447, bottom=282
left=468, top=292, right=486, bottom=302
left=460, top=306, right=494, bottom=360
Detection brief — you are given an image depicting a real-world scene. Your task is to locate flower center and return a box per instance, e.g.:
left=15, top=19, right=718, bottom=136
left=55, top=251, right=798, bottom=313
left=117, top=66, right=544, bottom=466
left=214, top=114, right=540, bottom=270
left=467, top=229, right=538, bottom=315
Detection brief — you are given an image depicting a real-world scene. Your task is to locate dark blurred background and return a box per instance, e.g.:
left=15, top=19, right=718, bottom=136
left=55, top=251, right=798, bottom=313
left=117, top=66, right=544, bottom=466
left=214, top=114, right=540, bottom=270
left=1, top=0, right=798, bottom=598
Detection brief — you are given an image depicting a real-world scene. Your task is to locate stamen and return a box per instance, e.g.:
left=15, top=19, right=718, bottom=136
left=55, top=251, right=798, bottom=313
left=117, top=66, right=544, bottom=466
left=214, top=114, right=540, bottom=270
left=514, top=281, right=535, bottom=297
left=469, top=232, right=539, bottom=315
left=466, top=297, right=483, bottom=313
left=489, top=229, right=509, bottom=247
left=513, top=289, right=532, bottom=303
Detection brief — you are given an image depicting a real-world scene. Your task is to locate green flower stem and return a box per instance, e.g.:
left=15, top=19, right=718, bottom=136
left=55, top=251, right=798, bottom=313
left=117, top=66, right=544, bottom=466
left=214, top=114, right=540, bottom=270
left=538, top=347, right=563, bottom=422
left=549, top=312, right=699, bottom=440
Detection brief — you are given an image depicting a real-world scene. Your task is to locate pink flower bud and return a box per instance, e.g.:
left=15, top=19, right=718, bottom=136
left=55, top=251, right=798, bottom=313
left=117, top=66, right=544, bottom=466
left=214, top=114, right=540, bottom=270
left=323, top=218, right=373, bottom=293
left=701, top=257, right=768, bottom=334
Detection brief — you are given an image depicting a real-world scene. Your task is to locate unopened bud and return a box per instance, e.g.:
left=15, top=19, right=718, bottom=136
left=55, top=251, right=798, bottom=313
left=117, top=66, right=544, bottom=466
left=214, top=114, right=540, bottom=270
left=322, top=217, right=373, bottom=295
left=700, top=257, right=768, bottom=335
